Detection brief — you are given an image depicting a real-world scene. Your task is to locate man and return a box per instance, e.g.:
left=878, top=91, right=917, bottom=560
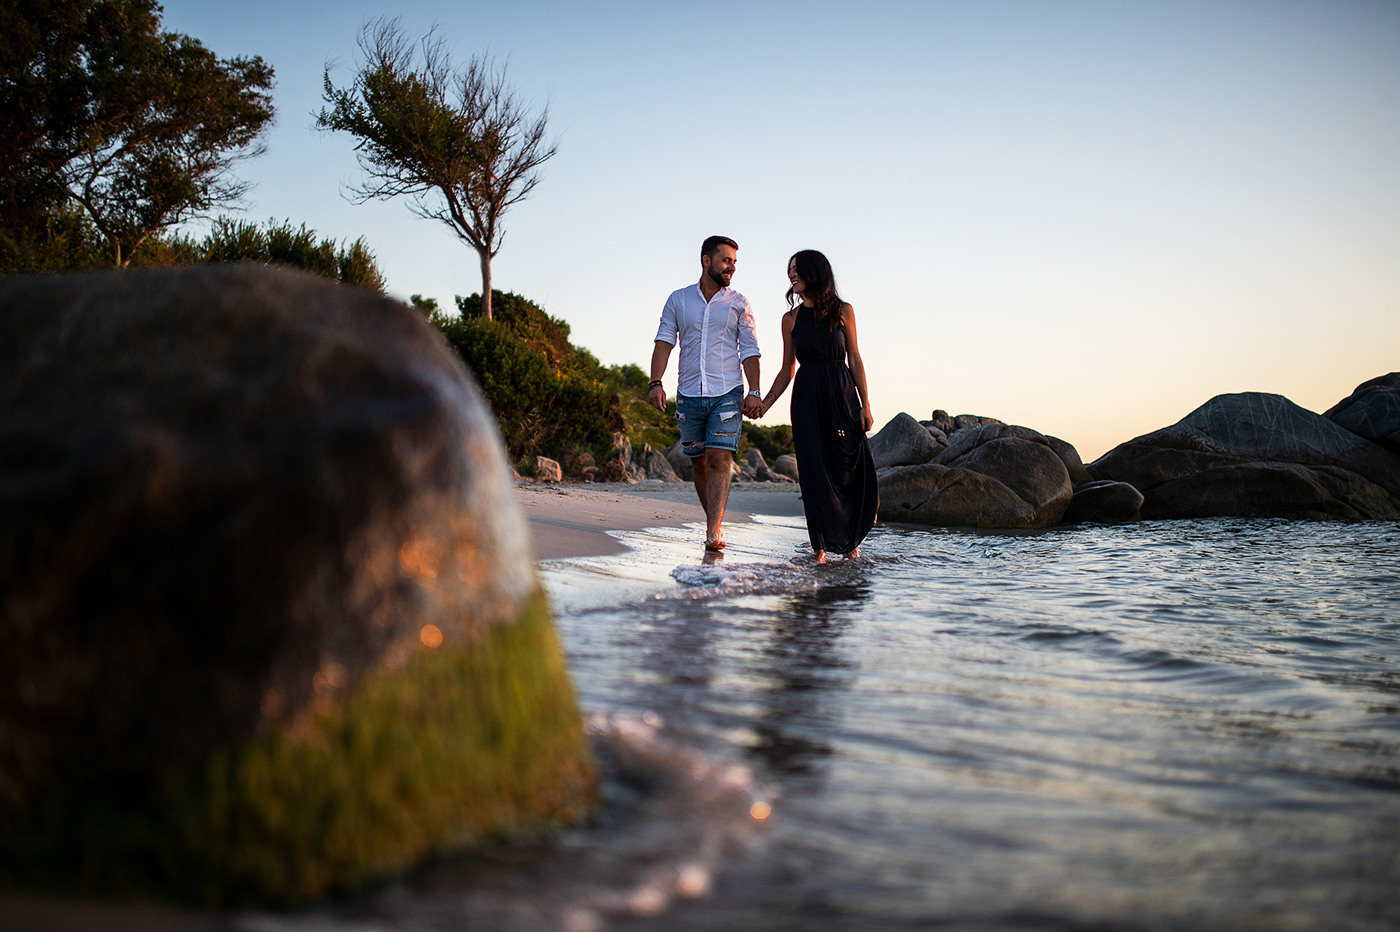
left=649, top=235, right=763, bottom=551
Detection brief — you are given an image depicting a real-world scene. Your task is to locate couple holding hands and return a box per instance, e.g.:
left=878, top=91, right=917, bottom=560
left=648, top=235, right=878, bottom=561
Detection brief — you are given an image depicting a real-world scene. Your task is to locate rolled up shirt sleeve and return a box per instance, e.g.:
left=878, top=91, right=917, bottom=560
left=736, top=296, right=761, bottom=361
left=654, top=293, right=679, bottom=346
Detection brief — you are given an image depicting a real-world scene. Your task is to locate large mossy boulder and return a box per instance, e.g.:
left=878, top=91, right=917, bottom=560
left=1325, top=372, right=1400, bottom=456
left=1089, top=391, right=1400, bottom=519
left=0, top=267, right=595, bottom=905
left=879, top=424, right=1073, bottom=527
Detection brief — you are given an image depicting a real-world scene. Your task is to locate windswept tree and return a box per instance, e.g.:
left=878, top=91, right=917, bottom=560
left=318, top=19, right=557, bottom=322
left=0, top=0, right=275, bottom=267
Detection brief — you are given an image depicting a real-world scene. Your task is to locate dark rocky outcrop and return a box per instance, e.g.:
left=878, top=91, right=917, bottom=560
left=0, top=267, right=594, bottom=904
left=880, top=424, right=1073, bottom=527
left=1325, top=372, right=1400, bottom=456
left=632, top=442, right=680, bottom=482
left=1090, top=392, right=1400, bottom=519
left=1046, top=436, right=1092, bottom=486
left=870, top=412, right=946, bottom=469
left=664, top=440, right=693, bottom=482
left=1064, top=480, right=1144, bottom=524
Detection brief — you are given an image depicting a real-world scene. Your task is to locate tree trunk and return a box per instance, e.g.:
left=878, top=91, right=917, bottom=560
left=479, top=250, right=493, bottom=322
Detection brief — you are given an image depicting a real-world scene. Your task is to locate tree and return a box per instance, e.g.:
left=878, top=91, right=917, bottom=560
left=318, top=19, right=557, bottom=322
left=0, top=0, right=275, bottom=267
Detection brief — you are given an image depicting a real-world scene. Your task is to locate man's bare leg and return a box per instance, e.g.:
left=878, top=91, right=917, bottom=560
left=702, top=447, right=733, bottom=547
left=690, top=451, right=711, bottom=516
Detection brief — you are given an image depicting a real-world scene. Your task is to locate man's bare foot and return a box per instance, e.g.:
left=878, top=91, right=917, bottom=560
left=813, top=550, right=827, bottom=563
left=705, top=537, right=726, bottom=552
left=843, top=547, right=861, bottom=559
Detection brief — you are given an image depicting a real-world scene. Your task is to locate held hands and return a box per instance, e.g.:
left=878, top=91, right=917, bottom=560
left=740, top=394, right=764, bottom=419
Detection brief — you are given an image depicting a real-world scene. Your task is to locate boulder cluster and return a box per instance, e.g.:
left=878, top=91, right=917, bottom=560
left=530, top=438, right=799, bottom=486
left=875, top=377, right=1400, bottom=527
left=874, top=410, right=1138, bottom=528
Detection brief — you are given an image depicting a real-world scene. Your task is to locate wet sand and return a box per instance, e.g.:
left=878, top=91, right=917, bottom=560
left=516, top=480, right=803, bottom=559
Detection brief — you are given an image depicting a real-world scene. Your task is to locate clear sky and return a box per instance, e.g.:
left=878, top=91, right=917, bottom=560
left=161, top=0, right=1399, bottom=461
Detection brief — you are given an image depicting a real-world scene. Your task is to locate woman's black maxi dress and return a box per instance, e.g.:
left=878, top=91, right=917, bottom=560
left=790, top=305, right=878, bottom=554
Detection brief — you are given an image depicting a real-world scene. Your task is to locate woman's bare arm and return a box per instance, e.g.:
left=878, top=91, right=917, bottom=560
left=841, top=303, right=874, bottom=432
left=761, top=310, right=798, bottom=415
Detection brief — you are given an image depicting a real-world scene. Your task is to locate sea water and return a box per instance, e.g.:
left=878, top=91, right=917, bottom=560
left=240, top=515, right=1400, bottom=932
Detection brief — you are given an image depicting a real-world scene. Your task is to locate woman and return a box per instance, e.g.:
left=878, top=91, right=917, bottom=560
left=760, top=250, right=878, bottom=561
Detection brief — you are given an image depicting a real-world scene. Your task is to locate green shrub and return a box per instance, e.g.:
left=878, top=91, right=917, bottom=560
left=741, top=422, right=795, bottom=462
left=436, top=314, right=620, bottom=460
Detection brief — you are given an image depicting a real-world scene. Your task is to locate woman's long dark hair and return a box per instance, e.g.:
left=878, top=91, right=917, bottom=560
left=786, top=249, right=844, bottom=330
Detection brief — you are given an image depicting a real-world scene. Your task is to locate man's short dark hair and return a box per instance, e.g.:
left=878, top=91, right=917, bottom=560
left=701, top=235, right=738, bottom=258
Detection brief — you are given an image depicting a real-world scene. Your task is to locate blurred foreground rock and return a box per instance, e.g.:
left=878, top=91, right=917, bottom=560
left=1089, top=391, right=1400, bottom=520
left=0, top=267, right=594, bottom=905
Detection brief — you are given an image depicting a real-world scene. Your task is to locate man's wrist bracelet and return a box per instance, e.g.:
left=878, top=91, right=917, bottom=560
left=648, top=380, right=663, bottom=389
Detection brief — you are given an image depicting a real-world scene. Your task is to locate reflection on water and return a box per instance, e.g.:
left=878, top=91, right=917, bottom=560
left=544, top=517, right=1400, bottom=931
left=224, top=516, right=1398, bottom=931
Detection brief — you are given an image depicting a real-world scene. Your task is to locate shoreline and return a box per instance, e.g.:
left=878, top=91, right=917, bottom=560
left=515, top=480, right=803, bottom=560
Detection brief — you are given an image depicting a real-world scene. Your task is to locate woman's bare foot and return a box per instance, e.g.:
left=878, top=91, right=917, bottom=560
left=705, top=536, right=726, bottom=552
left=843, top=547, right=861, bottom=559
left=813, top=550, right=827, bottom=564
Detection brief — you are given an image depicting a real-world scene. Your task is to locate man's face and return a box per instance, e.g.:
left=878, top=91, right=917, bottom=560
left=702, top=245, right=737, bottom=288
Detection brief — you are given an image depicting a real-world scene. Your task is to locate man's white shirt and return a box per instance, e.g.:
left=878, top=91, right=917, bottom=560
left=655, top=284, right=761, bottom=398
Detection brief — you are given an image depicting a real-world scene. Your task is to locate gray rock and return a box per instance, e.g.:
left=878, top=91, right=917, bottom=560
left=1089, top=392, right=1400, bottom=519
left=0, top=266, right=589, bottom=901
left=534, top=456, right=562, bottom=482
left=743, top=448, right=768, bottom=471
left=773, top=453, right=799, bottom=481
left=1064, top=480, right=1143, bottom=523
left=664, top=441, right=693, bottom=482
left=1325, top=372, right=1400, bottom=456
left=952, top=413, right=1004, bottom=432
left=879, top=424, right=1072, bottom=527
left=1046, top=435, right=1092, bottom=486
left=927, top=409, right=955, bottom=435
left=632, top=442, right=680, bottom=482
left=870, top=412, right=944, bottom=469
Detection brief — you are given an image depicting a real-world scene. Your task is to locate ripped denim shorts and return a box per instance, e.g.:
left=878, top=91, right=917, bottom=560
left=675, top=385, right=743, bottom=456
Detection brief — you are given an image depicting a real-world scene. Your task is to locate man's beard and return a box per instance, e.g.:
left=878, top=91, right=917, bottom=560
left=707, top=268, right=732, bottom=288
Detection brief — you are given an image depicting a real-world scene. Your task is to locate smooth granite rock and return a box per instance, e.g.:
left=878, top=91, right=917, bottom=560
left=773, top=453, right=800, bottom=481
left=633, top=442, right=680, bottom=482
left=870, top=412, right=945, bottom=469
left=1089, top=392, right=1400, bottom=519
left=1325, top=372, right=1400, bottom=456
left=880, top=423, right=1072, bottom=527
left=664, top=440, right=693, bottom=482
left=1046, top=436, right=1092, bottom=486
left=1064, top=479, right=1144, bottom=523
left=0, top=267, right=594, bottom=904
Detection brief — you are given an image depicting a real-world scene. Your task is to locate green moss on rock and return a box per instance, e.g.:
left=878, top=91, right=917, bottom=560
left=1, top=591, right=595, bottom=906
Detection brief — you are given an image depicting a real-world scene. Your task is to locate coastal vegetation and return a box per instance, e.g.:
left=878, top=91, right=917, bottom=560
left=318, top=19, right=556, bottom=323
left=0, top=0, right=275, bottom=268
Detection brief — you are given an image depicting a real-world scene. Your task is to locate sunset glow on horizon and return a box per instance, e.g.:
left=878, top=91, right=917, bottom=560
left=162, top=0, right=1399, bottom=461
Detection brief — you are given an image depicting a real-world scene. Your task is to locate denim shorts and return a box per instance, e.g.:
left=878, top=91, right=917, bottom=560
left=675, top=385, right=743, bottom=456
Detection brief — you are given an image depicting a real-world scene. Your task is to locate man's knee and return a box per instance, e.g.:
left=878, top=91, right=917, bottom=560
left=704, top=448, right=732, bottom=472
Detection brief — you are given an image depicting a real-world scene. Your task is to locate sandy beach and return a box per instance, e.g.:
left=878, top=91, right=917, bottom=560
left=516, top=480, right=804, bottom=559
